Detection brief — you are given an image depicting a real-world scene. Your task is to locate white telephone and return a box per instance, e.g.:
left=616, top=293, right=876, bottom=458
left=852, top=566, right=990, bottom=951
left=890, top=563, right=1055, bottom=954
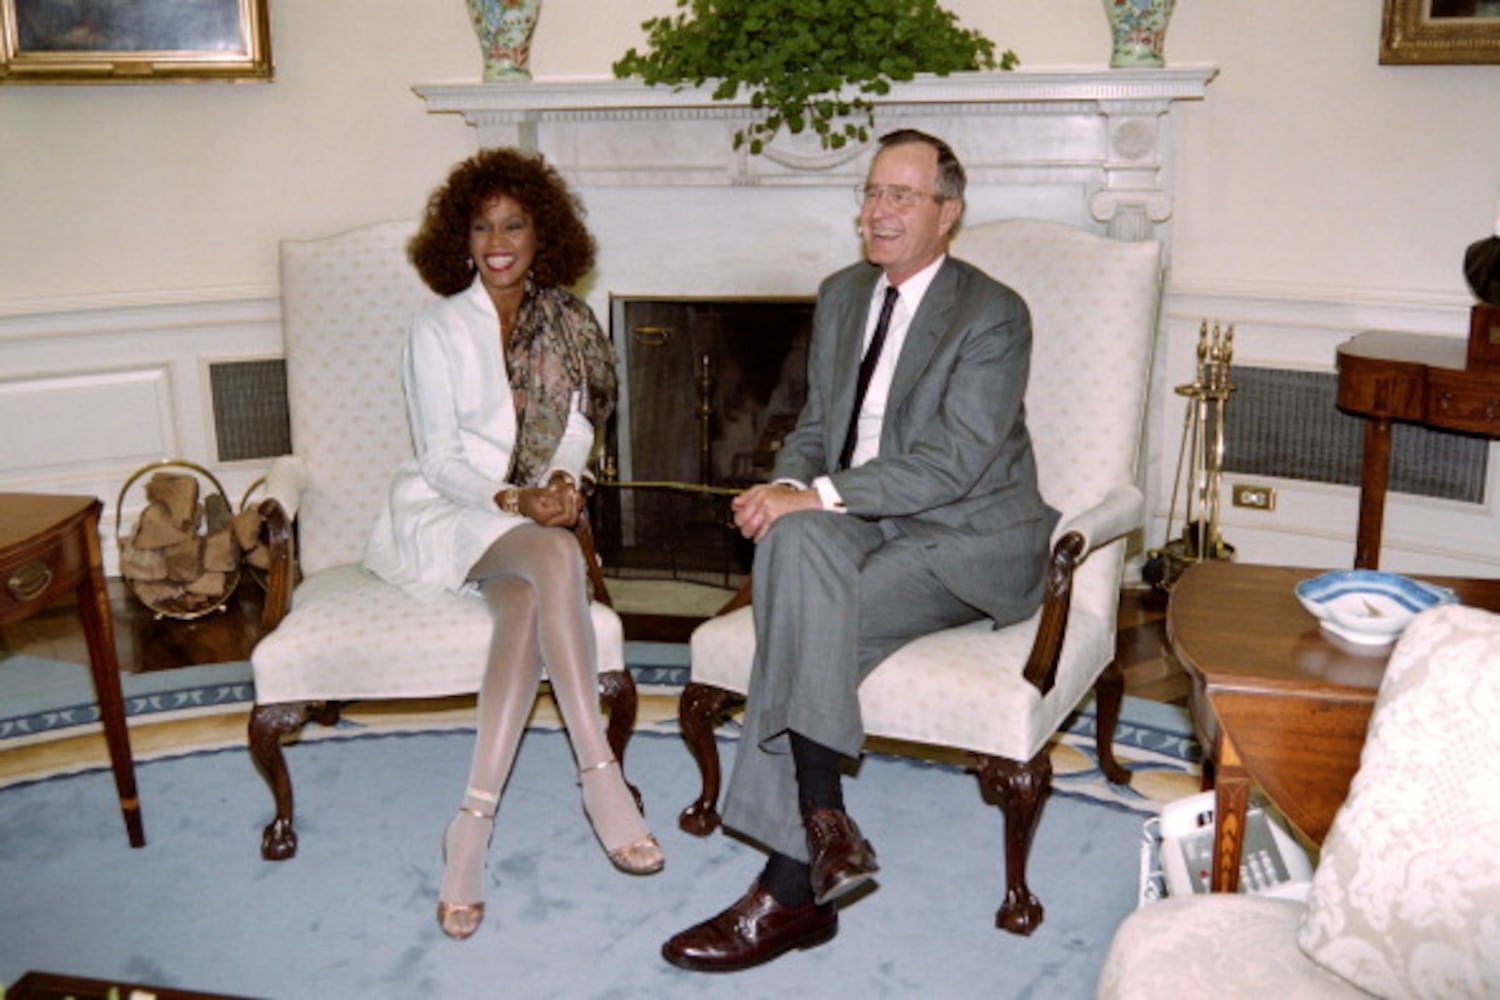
left=1156, top=791, right=1313, bottom=901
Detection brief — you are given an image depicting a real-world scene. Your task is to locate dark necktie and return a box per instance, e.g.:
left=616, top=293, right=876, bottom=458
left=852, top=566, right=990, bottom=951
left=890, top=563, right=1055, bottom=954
left=838, top=285, right=900, bottom=470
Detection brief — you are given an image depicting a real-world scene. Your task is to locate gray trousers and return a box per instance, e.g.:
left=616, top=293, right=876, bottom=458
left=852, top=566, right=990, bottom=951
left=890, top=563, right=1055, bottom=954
left=719, top=510, right=984, bottom=861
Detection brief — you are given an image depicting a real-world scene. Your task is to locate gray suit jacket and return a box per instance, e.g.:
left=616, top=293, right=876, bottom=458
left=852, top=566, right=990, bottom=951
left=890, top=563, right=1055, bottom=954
left=773, top=255, right=1059, bottom=625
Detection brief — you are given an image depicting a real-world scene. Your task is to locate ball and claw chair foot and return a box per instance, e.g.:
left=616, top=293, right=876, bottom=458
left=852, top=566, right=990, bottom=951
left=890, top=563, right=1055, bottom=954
left=997, top=888, right=1045, bottom=936
left=675, top=681, right=745, bottom=836
left=261, top=818, right=298, bottom=861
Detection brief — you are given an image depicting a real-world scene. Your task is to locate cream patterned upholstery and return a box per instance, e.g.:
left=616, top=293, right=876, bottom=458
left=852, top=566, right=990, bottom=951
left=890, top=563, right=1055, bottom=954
left=252, top=563, right=623, bottom=704
left=690, top=219, right=1160, bottom=757
left=1299, top=603, right=1500, bottom=997
left=1098, top=604, right=1500, bottom=999
left=252, top=220, right=625, bottom=699
left=1098, top=895, right=1369, bottom=997
left=247, top=221, right=628, bottom=860
left=681, top=219, right=1165, bottom=931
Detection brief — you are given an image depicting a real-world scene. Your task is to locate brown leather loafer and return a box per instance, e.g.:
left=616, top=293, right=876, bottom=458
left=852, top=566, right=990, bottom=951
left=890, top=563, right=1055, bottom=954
left=805, top=807, right=879, bottom=905
left=661, top=882, right=837, bottom=973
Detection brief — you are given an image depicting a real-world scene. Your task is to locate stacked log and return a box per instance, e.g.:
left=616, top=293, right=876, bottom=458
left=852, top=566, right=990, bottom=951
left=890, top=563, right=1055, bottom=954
left=119, top=470, right=264, bottom=618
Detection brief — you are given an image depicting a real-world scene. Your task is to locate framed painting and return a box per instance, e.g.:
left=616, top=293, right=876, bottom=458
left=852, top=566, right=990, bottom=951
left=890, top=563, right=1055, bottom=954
left=1381, top=0, right=1500, bottom=64
left=1, top=0, right=272, bottom=83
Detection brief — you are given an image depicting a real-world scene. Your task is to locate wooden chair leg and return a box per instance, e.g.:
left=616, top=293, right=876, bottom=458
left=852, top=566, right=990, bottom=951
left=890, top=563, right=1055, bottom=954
left=599, top=668, right=641, bottom=810
left=676, top=681, right=745, bottom=836
left=248, top=700, right=324, bottom=861
left=974, top=749, right=1053, bottom=936
left=1094, top=659, right=1133, bottom=786
left=249, top=675, right=638, bottom=861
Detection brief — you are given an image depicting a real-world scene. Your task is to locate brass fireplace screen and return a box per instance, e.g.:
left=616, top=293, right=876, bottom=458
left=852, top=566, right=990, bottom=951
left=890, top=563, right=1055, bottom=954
left=597, top=296, right=814, bottom=586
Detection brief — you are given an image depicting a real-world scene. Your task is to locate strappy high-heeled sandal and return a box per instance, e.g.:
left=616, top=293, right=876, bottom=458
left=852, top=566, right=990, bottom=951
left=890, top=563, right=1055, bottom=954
left=580, top=759, right=664, bottom=876
left=437, top=787, right=499, bottom=939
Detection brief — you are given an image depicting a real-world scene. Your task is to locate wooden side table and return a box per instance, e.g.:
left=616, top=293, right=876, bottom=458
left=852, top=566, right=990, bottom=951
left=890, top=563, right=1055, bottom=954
left=7, top=970, right=253, bottom=999
left=1335, top=331, right=1500, bottom=569
left=1168, top=560, right=1500, bottom=892
left=0, top=493, right=145, bottom=847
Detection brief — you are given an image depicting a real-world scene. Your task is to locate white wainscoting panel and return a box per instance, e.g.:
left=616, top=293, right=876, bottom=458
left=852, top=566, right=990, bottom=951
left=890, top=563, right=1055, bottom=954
left=1152, top=285, right=1498, bottom=579
left=4, top=279, right=1494, bottom=581
left=0, top=292, right=283, bottom=575
left=0, top=367, right=175, bottom=473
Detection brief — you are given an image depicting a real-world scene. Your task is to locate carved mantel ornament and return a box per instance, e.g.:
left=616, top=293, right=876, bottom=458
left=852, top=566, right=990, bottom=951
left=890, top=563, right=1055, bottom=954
left=415, top=67, right=1217, bottom=244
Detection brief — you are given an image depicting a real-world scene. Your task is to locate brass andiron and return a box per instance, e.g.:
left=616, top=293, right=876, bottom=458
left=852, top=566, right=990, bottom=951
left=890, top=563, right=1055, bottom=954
left=1144, top=321, right=1237, bottom=592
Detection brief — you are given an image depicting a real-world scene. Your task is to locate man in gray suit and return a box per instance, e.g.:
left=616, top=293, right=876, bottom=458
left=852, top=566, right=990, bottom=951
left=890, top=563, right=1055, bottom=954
left=663, top=130, right=1058, bottom=972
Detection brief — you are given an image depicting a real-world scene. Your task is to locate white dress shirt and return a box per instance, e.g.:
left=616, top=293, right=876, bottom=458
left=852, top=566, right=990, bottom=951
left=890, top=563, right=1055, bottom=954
left=810, top=255, right=946, bottom=510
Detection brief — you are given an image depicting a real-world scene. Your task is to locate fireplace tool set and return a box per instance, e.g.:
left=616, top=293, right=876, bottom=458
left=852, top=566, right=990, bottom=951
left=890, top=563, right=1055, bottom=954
left=1144, top=321, right=1238, bottom=592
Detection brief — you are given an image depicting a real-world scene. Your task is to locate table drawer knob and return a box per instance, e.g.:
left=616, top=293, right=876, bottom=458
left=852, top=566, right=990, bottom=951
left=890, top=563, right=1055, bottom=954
left=8, top=560, right=53, bottom=602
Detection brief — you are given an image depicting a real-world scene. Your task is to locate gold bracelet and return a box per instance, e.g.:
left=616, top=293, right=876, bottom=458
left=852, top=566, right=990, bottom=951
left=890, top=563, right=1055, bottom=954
left=498, top=488, right=521, bottom=514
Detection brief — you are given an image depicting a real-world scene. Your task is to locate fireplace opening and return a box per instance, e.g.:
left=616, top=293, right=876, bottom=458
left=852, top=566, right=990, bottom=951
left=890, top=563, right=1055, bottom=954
left=592, top=296, right=814, bottom=605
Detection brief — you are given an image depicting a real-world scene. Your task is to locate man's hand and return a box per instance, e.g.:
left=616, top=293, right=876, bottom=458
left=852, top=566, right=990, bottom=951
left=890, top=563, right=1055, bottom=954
left=731, top=483, right=821, bottom=541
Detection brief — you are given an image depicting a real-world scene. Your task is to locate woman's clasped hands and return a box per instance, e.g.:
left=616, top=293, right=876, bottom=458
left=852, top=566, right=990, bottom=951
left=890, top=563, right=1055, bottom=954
left=497, top=471, right=585, bottom=527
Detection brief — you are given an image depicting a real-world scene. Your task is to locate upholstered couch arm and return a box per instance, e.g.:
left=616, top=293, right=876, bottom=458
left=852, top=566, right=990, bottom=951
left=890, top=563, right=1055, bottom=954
left=255, top=455, right=308, bottom=633
left=260, top=455, right=309, bottom=523
left=1055, top=483, right=1144, bottom=556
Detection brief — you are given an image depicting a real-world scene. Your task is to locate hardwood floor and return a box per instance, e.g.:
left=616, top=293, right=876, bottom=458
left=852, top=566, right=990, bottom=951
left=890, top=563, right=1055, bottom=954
left=1115, top=584, right=1190, bottom=706
left=1, top=577, right=1188, bottom=707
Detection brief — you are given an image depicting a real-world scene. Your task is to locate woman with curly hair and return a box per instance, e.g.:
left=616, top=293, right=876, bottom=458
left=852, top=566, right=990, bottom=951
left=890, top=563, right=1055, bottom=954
left=364, top=147, right=662, bottom=941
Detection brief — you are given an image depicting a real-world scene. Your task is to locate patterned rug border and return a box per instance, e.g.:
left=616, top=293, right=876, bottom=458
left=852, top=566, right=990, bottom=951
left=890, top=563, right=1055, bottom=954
left=0, top=652, right=689, bottom=745
left=0, top=712, right=1196, bottom=820
left=1, top=650, right=1199, bottom=814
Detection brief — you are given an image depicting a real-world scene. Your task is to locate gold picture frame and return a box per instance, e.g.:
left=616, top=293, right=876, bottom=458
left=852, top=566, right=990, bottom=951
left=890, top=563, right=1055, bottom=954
left=1381, top=0, right=1500, bottom=64
left=1, top=0, right=272, bottom=83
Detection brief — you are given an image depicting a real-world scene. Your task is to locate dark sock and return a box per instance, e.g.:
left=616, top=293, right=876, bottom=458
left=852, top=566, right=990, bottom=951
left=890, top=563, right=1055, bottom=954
left=761, top=852, right=815, bottom=909
left=790, top=730, right=845, bottom=815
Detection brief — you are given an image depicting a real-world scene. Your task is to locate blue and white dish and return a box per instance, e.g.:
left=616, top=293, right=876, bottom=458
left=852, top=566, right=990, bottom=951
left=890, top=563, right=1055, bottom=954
left=1295, top=570, right=1459, bottom=646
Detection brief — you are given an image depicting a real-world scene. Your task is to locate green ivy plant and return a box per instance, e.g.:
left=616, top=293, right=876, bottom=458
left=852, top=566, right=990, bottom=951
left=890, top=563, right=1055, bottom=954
left=612, top=0, right=1017, bottom=156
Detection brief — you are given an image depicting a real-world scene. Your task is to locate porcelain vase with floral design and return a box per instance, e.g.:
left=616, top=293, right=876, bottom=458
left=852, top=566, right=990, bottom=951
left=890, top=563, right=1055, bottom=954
left=1103, top=0, right=1175, bottom=68
left=466, top=0, right=543, bottom=81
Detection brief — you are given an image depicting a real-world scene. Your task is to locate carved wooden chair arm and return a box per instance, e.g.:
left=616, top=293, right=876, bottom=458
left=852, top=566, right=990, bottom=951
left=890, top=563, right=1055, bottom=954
left=715, top=576, right=753, bottom=615
left=256, top=496, right=297, bottom=633
left=1020, top=483, right=1144, bottom=694
left=1020, top=531, right=1086, bottom=695
left=571, top=507, right=613, bottom=608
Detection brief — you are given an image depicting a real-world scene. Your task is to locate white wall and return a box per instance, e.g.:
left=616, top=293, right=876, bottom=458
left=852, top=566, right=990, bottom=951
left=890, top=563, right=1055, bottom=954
left=0, top=0, right=479, bottom=308
left=5, top=1, right=1497, bottom=306
left=3, top=0, right=1498, bottom=575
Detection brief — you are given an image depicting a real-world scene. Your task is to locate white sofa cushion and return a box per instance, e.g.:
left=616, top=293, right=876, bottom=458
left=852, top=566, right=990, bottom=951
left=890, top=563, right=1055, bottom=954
left=1296, top=604, right=1500, bottom=999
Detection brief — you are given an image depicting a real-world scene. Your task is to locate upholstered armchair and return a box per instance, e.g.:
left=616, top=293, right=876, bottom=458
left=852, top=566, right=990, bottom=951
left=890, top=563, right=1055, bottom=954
left=1099, top=603, right=1500, bottom=998
left=247, top=220, right=635, bottom=861
left=678, top=219, right=1165, bottom=934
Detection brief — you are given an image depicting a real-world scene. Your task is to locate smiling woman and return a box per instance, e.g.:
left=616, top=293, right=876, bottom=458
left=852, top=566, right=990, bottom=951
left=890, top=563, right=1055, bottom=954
left=0, top=0, right=273, bottom=82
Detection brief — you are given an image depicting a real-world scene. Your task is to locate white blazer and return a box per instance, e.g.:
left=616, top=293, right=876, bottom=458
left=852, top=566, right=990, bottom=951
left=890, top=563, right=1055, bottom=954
left=363, top=278, right=594, bottom=600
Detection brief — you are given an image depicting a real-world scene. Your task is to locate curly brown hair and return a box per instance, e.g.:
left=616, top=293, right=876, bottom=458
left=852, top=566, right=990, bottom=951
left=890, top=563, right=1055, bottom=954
left=408, top=147, right=597, bottom=296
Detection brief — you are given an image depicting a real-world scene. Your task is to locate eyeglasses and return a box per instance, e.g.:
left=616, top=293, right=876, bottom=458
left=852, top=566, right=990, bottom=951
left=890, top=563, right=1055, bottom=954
left=854, top=184, right=942, bottom=210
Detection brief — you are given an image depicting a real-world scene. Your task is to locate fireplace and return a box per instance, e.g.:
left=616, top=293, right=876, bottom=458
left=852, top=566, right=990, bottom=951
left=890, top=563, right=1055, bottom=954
left=593, top=296, right=814, bottom=587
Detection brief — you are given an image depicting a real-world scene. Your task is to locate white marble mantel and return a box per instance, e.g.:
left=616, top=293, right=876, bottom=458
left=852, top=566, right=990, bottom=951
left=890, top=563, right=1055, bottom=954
left=414, top=66, right=1217, bottom=243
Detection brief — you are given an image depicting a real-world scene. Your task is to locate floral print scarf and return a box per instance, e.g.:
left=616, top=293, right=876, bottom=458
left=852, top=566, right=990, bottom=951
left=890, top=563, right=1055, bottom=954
left=504, top=283, right=618, bottom=487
